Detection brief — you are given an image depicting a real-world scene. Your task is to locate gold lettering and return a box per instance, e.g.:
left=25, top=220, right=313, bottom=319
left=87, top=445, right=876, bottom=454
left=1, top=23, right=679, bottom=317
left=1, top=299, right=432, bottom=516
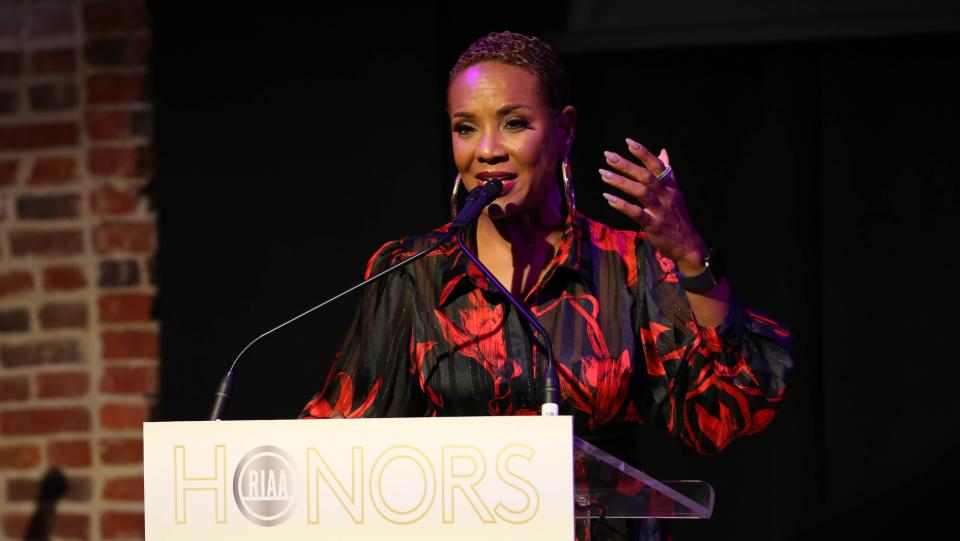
left=442, top=445, right=495, bottom=524
left=493, top=444, right=540, bottom=524
left=173, top=445, right=227, bottom=524
left=306, top=447, right=364, bottom=524
left=370, top=445, right=436, bottom=525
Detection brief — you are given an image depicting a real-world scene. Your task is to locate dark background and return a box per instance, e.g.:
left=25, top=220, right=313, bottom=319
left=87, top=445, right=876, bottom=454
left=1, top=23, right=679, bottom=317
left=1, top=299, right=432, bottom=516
left=150, top=1, right=960, bottom=539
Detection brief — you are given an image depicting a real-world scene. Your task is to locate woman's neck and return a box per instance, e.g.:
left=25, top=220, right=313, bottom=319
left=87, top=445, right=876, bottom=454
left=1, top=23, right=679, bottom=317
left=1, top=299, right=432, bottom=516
left=473, top=192, right=565, bottom=299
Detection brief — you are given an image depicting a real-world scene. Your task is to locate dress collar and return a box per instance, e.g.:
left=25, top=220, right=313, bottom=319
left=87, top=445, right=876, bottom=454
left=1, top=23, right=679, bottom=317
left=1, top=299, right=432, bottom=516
left=437, top=212, right=594, bottom=307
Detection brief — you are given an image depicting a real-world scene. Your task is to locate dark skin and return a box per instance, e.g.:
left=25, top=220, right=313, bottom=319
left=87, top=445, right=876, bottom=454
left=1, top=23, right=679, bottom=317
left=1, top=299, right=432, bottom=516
left=600, top=144, right=731, bottom=325
left=449, top=61, right=729, bottom=325
left=449, top=62, right=571, bottom=301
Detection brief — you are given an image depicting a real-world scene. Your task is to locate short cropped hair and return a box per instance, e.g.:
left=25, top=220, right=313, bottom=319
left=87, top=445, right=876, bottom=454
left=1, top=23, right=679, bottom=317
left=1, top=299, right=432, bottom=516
left=449, top=31, right=572, bottom=114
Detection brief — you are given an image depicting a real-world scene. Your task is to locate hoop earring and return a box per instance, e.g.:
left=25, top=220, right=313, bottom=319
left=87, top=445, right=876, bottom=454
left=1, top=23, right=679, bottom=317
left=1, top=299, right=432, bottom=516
left=450, top=173, right=462, bottom=220
left=562, top=156, right=576, bottom=216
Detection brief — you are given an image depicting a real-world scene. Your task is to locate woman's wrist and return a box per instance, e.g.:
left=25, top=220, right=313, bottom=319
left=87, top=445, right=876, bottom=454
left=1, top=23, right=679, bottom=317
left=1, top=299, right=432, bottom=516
left=675, top=242, right=709, bottom=276
left=677, top=247, right=727, bottom=295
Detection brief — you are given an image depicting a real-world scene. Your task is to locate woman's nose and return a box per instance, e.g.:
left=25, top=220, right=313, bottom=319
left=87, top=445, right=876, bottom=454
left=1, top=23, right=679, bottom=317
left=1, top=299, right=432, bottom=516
left=477, top=130, right=507, bottom=163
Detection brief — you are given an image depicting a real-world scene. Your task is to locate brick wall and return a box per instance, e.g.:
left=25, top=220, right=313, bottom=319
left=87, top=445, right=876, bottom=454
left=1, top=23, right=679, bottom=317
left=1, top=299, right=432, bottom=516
left=0, top=1, right=154, bottom=540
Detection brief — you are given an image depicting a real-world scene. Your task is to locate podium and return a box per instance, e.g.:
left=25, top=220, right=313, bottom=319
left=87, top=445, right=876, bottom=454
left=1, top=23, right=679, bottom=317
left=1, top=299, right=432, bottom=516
left=144, top=417, right=713, bottom=540
left=573, top=435, right=713, bottom=539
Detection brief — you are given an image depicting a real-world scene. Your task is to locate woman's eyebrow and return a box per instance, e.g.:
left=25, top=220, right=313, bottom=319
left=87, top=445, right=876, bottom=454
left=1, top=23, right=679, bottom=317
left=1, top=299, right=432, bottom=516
left=497, top=104, right=531, bottom=115
left=451, top=104, right=532, bottom=119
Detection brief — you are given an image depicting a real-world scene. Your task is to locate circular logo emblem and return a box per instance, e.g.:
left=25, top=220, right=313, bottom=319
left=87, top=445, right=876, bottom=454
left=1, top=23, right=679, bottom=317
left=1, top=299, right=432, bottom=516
left=233, top=446, right=297, bottom=526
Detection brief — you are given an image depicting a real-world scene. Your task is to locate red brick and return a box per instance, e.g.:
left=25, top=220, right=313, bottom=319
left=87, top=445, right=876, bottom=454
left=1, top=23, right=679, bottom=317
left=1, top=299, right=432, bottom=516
left=0, top=52, right=23, bottom=78
left=0, top=160, right=17, bottom=185
left=0, top=270, right=34, bottom=296
left=85, top=37, right=151, bottom=67
left=31, top=48, right=77, bottom=75
left=48, top=440, right=93, bottom=468
left=100, top=403, right=148, bottom=430
left=28, top=155, right=78, bottom=185
left=101, top=366, right=156, bottom=395
left=0, top=89, right=19, bottom=115
left=37, top=371, right=90, bottom=399
left=27, top=6, right=76, bottom=39
left=86, top=72, right=147, bottom=104
left=103, top=476, right=143, bottom=500
left=99, top=293, right=152, bottom=322
left=29, top=82, right=78, bottom=112
left=0, top=445, right=40, bottom=469
left=100, top=511, right=143, bottom=539
left=86, top=110, right=131, bottom=140
left=8, top=476, right=92, bottom=502
left=102, top=330, right=157, bottom=360
left=1, top=408, right=91, bottom=435
left=88, top=146, right=147, bottom=177
left=0, top=376, right=29, bottom=402
left=100, top=438, right=142, bottom=464
left=40, top=302, right=89, bottom=330
left=1, top=339, right=83, bottom=368
left=0, top=10, right=24, bottom=39
left=83, top=0, right=149, bottom=34
left=0, top=308, right=30, bottom=333
left=0, top=122, right=79, bottom=151
left=93, top=221, right=155, bottom=254
left=43, top=265, right=87, bottom=291
left=6, top=479, right=33, bottom=500
left=1, top=513, right=29, bottom=538
left=9, top=229, right=84, bottom=256
left=99, top=260, right=140, bottom=287
left=56, top=513, right=90, bottom=540
left=16, top=193, right=82, bottom=220
left=91, top=184, right=139, bottom=214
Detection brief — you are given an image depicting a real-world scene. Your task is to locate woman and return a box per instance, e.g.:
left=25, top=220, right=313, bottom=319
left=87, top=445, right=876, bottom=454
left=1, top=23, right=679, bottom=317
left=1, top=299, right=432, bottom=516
left=301, top=27, right=790, bottom=479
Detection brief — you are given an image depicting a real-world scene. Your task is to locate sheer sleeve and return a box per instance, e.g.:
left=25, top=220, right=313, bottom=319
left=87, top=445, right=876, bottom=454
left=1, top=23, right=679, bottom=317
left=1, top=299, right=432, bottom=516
left=633, top=237, right=793, bottom=455
left=299, top=240, right=429, bottom=419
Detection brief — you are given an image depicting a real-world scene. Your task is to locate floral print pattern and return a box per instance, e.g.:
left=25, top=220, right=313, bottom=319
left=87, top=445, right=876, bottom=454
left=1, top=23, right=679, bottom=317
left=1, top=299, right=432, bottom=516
left=301, top=213, right=792, bottom=455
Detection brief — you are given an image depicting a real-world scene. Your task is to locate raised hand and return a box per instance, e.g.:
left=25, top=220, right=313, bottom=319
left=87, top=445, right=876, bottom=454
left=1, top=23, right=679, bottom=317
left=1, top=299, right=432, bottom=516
left=599, top=138, right=708, bottom=276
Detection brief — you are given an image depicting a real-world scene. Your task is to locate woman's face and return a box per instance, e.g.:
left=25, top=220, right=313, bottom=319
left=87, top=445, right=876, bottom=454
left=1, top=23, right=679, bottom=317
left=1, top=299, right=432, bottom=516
left=448, top=61, right=575, bottom=220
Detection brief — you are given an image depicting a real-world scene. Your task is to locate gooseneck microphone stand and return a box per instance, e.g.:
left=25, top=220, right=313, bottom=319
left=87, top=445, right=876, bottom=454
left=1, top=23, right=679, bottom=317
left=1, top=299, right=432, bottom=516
left=454, top=230, right=560, bottom=416
left=209, top=178, right=559, bottom=419
left=208, top=234, right=452, bottom=421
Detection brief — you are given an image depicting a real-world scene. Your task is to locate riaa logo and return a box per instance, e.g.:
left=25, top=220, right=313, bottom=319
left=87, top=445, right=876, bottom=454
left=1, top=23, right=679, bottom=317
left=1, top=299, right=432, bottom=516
left=232, top=446, right=297, bottom=526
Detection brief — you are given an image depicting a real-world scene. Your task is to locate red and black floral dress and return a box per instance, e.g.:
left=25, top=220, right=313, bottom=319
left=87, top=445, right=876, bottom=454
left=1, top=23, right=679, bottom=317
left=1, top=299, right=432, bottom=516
left=300, top=212, right=791, bottom=456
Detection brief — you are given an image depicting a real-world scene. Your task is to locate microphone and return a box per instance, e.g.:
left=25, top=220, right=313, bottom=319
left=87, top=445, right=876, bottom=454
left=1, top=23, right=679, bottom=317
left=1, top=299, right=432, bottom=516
left=209, top=230, right=452, bottom=420
left=208, top=180, right=504, bottom=421
left=451, top=178, right=503, bottom=231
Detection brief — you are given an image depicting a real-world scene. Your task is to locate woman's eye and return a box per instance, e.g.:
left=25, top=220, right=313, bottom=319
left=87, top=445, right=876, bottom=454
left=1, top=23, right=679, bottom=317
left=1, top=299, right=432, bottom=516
left=452, top=123, right=476, bottom=136
left=505, top=117, right=531, bottom=130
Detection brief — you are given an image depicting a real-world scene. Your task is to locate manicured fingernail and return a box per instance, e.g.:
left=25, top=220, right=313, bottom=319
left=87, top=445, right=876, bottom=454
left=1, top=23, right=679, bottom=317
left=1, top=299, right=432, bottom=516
left=598, top=168, right=614, bottom=181
left=602, top=193, right=620, bottom=204
left=626, top=138, right=642, bottom=150
left=603, top=151, right=620, bottom=164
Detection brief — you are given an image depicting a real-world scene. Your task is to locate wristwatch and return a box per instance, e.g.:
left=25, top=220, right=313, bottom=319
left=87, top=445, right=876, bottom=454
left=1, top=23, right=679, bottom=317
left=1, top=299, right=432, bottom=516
left=677, top=249, right=724, bottom=293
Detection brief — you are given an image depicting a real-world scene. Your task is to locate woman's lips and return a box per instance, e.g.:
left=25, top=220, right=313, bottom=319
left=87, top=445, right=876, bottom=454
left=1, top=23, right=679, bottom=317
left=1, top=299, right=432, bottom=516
left=476, top=178, right=516, bottom=197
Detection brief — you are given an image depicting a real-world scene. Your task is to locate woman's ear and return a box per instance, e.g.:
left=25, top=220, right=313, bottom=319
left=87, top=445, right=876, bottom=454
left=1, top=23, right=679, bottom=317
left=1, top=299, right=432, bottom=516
left=557, top=105, right=577, bottom=154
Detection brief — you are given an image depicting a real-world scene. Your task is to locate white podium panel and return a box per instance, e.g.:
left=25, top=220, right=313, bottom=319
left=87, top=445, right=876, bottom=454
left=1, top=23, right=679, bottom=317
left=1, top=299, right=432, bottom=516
left=144, top=416, right=574, bottom=540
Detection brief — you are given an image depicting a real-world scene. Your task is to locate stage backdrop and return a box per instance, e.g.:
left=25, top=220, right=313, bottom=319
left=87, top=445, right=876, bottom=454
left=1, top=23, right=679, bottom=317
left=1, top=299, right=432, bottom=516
left=153, top=2, right=960, bottom=540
